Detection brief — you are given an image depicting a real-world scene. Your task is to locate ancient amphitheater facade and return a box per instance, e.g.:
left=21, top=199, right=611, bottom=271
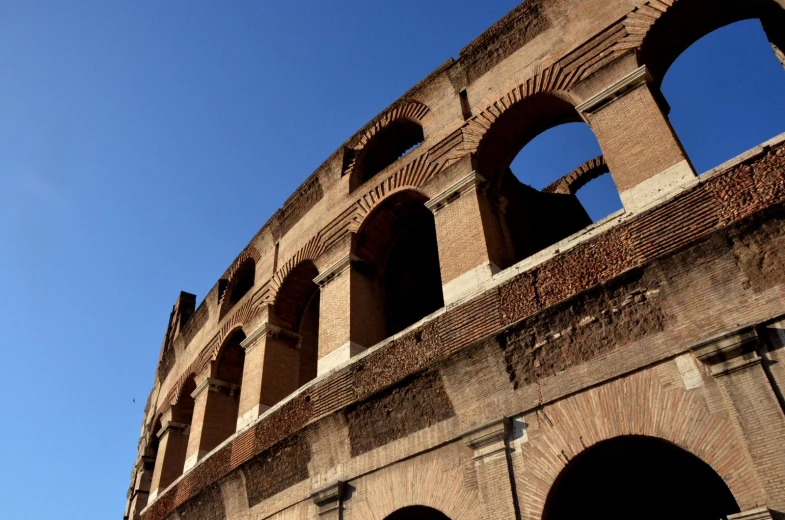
left=125, top=1, right=785, bottom=519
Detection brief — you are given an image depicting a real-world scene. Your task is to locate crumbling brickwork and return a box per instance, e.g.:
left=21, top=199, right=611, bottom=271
left=125, top=1, right=785, bottom=520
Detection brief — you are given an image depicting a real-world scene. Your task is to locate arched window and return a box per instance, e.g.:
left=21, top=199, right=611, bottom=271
left=476, top=93, right=620, bottom=265
left=219, top=259, right=256, bottom=319
left=153, top=376, right=195, bottom=492
left=384, top=506, right=451, bottom=520
left=350, top=119, right=425, bottom=190
left=543, top=435, right=739, bottom=520
left=264, top=261, right=319, bottom=407
left=355, top=190, right=444, bottom=341
left=639, top=0, right=785, bottom=172
left=229, top=259, right=255, bottom=304
left=191, top=329, right=246, bottom=455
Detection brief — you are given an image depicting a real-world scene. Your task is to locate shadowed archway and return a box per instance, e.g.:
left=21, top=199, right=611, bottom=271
left=542, top=435, right=740, bottom=520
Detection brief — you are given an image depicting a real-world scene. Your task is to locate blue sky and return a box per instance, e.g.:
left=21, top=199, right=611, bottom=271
left=0, top=3, right=783, bottom=519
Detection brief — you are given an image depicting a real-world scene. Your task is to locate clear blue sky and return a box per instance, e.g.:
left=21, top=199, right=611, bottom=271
left=0, top=3, right=783, bottom=519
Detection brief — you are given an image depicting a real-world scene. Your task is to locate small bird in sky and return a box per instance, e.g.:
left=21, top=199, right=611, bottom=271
left=133, top=398, right=136, bottom=403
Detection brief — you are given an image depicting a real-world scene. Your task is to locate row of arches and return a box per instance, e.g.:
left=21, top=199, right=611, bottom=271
left=349, top=3, right=784, bottom=227
left=148, top=189, right=446, bottom=492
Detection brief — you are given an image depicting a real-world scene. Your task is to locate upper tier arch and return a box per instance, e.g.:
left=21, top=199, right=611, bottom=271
left=629, top=0, right=785, bottom=84
left=343, top=100, right=432, bottom=191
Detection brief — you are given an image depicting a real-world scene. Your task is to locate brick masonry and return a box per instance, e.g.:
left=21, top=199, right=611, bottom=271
left=126, top=1, right=785, bottom=519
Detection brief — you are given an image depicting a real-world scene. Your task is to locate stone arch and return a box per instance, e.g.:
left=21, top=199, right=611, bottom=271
left=345, top=101, right=431, bottom=190
left=349, top=449, right=481, bottom=520
left=171, top=371, right=198, bottom=406
left=269, top=237, right=325, bottom=303
left=258, top=260, right=320, bottom=407
left=466, top=88, right=609, bottom=264
left=354, top=189, right=444, bottom=340
left=211, top=327, right=246, bottom=384
left=516, top=368, right=763, bottom=520
left=219, top=256, right=257, bottom=319
left=627, top=0, right=785, bottom=85
left=542, top=435, right=740, bottom=520
left=469, top=90, right=585, bottom=188
left=542, top=156, right=609, bottom=196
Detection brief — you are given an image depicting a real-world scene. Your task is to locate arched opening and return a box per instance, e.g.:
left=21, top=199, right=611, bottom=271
left=384, top=506, right=451, bottom=520
left=640, top=0, right=785, bottom=173
left=219, top=259, right=256, bottom=319
left=543, top=435, right=740, bottom=520
left=264, top=261, right=319, bottom=407
left=195, top=329, right=246, bottom=451
left=229, top=259, right=255, bottom=304
left=350, top=119, right=424, bottom=190
left=155, top=376, right=195, bottom=491
left=355, top=190, right=444, bottom=342
left=476, top=93, right=620, bottom=265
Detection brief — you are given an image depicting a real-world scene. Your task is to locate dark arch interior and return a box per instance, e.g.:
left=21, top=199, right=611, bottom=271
left=384, top=506, right=451, bottom=520
left=274, top=261, right=319, bottom=330
left=356, top=191, right=444, bottom=340
left=215, top=329, right=246, bottom=386
left=263, top=261, right=320, bottom=405
left=229, top=259, right=255, bottom=304
left=353, top=119, right=424, bottom=189
left=297, top=289, right=319, bottom=385
left=543, top=435, right=740, bottom=520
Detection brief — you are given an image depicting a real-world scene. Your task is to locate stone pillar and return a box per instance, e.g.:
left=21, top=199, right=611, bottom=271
left=577, top=65, right=696, bottom=211
left=149, top=419, right=190, bottom=501
left=127, top=456, right=154, bottom=520
left=184, top=376, right=241, bottom=472
left=693, top=329, right=785, bottom=512
left=237, top=322, right=301, bottom=430
left=464, top=418, right=520, bottom=520
left=310, top=481, right=346, bottom=520
left=314, top=252, right=381, bottom=375
left=426, top=167, right=511, bottom=305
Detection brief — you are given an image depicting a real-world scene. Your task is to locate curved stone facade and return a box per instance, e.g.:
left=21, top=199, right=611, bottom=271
left=125, top=1, right=785, bottom=519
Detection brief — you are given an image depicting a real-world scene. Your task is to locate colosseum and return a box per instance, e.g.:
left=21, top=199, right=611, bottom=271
left=124, top=1, right=785, bottom=519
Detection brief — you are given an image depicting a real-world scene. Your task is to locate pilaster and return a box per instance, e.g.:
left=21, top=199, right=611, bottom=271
left=314, top=252, right=375, bottom=375
left=693, top=329, right=785, bottom=511
left=463, top=418, right=519, bottom=520
left=237, top=320, right=301, bottom=430
left=426, top=168, right=508, bottom=305
left=310, top=481, right=346, bottom=520
left=184, top=375, right=241, bottom=472
left=149, top=420, right=190, bottom=501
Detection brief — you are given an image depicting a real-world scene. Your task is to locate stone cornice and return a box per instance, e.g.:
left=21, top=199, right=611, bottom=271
left=314, top=254, right=359, bottom=287
left=156, top=421, right=189, bottom=439
left=191, top=377, right=241, bottom=400
left=464, top=417, right=510, bottom=460
left=240, top=322, right=302, bottom=351
left=425, top=171, right=487, bottom=213
left=691, top=328, right=762, bottom=377
left=576, top=65, right=652, bottom=116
